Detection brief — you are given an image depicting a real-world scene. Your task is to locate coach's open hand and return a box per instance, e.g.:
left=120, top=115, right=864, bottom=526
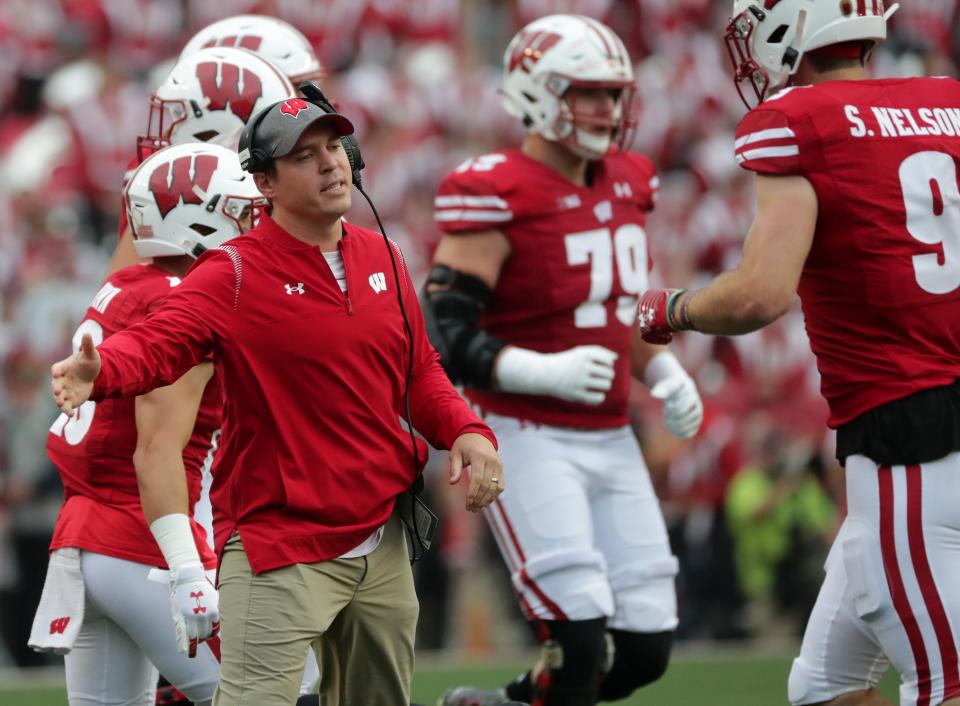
left=449, top=433, right=503, bottom=512
left=51, top=333, right=100, bottom=415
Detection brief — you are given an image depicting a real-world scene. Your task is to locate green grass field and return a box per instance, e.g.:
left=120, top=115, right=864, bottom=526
left=0, top=651, right=900, bottom=705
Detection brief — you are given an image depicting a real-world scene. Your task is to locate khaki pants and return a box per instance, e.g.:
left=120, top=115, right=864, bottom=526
left=213, top=513, right=419, bottom=706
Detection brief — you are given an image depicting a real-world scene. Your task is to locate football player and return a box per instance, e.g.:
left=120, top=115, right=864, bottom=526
left=638, top=2, right=960, bottom=705
left=31, top=142, right=264, bottom=706
left=425, top=15, right=703, bottom=706
left=106, top=14, right=320, bottom=275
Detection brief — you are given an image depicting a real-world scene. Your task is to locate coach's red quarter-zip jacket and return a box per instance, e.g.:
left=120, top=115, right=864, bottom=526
left=90, top=215, right=496, bottom=573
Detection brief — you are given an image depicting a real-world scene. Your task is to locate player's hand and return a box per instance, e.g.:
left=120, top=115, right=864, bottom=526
left=169, top=563, right=219, bottom=658
left=651, top=373, right=703, bottom=440
left=51, top=333, right=100, bottom=415
left=449, top=433, right=503, bottom=513
left=544, top=345, right=618, bottom=405
left=637, top=289, right=684, bottom=345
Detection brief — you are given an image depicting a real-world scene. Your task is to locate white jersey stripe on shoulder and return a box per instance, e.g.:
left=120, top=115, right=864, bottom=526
left=735, top=127, right=796, bottom=149
left=434, top=209, right=514, bottom=223
left=736, top=145, right=800, bottom=163
left=434, top=195, right=510, bottom=209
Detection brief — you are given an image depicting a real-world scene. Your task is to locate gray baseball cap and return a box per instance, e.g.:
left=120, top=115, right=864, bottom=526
left=238, top=98, right=354, bottom=172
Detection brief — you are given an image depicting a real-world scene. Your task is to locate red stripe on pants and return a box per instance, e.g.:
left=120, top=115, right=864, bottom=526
left=879, top=465, right=932, bottom=706
left=485, top=504, right=538, bottom=619
left=906, top=464, right=960, bottom=700
left=494, top=500, right=568, bottom=621
left=857, top=0, right=867, bottom=14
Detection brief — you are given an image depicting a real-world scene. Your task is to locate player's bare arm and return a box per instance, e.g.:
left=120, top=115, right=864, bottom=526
left=133, top=360, right=220, bottom=658
left=431, top=228, right=512, bottom=289
left=681, top=174, right=817, bottom=333
left=134, top=361, right=215, bottom=524
left=51, top=333, right=100, bottom=415
left=639, top=174, right=817, bottom=342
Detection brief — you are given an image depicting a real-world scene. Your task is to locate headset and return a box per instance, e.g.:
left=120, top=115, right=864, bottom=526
left=240, top=81, right=434, bottom=560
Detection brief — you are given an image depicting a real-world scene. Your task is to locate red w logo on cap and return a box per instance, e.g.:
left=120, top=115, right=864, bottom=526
left=280, top=98, right=310, bottom=118
left=508, top=30, right=562, bottom=74
left=195, top=61, right=263, bottom=123
left=149, top=155, right=218, bottom=218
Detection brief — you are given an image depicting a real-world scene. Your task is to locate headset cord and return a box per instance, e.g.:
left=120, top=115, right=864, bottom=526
left=356, top=185, right=427, bottom=560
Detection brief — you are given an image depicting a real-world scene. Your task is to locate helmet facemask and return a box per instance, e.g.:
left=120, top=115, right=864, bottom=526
left=724, top=0, right=898, bottom=109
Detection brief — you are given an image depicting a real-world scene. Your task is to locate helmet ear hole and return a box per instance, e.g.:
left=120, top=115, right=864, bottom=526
left=767, top=24, right=789, bottom=43
left=190, top=223, right=217, bottom=236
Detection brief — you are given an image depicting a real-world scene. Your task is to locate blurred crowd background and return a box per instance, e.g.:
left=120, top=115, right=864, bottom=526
left=0, top=0, right=957, bottom=669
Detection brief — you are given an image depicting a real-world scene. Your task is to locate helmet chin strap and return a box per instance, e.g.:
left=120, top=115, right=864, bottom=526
left=569, top=128, right=611, bottom=160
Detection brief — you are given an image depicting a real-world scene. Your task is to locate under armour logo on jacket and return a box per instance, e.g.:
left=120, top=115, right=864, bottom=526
left=49, top=617, right=71, bottom=635
left=368, top=272, right=387, bottom=294
left=191, top=590, right=207, bottom=615
left=285, top=282, right=305, bottom=295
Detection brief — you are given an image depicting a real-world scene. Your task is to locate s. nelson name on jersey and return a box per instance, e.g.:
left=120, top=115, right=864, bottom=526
left=734, top=77, right=960, bottom=428
left=434, top=147, right=658, bottom=429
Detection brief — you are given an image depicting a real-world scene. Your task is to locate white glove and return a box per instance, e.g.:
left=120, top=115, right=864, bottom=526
left=150, top=513, right=219, bottom=658
left=495, top=345, right=618, bottom=405
left=644, top=352, right=703, bottom=439
left=170, top=563, right=219, bottom=657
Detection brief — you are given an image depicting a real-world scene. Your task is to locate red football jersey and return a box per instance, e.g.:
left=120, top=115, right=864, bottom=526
left=434, top=147, right=658, bottom=428
left=735, top=77, right=960, bottom=427
left=48, top=264, right=219, bottom=569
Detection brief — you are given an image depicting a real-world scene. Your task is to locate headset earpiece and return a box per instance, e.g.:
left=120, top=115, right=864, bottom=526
left=238, top=105, right=273, bottom=173
left=298, top=80, right=366, bottom=189
left=340, top=135, right=365, bottom=189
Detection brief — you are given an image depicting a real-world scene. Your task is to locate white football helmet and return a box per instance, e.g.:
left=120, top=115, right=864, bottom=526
left=725, top=0, right=899, bottom=107
left=123, top=142, right=265, bottom=259
left=180, top=14, right=324, bottom=85
left=140, top=46, right=296, bottom=159
left=501, top=14, right=636, bottom=160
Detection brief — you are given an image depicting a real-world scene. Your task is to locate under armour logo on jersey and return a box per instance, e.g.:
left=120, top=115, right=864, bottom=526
left=594, top=200, right=613, bottom=224
left=167, top=276, right=182, bottom=287
left=613, top=182, right=633, bottom=199
left=190, top=591, right=207, bottom=615
left=558, top=194, right=581, bottom=210
left=49, top=617, right=71, bottom=635
left=285, top=282, right=305, bottom=295
left=368, top=272, right=387, bottom=294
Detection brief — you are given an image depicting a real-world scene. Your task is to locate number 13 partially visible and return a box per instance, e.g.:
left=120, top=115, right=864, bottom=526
left=565, top=224, right=649, bottom=328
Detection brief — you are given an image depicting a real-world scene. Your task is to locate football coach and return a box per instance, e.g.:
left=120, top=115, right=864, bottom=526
left=50, top=95, right=503, bottom=706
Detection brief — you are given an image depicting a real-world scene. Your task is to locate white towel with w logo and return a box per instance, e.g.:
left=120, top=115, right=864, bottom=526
left=29, top=547, right=85, bottom=654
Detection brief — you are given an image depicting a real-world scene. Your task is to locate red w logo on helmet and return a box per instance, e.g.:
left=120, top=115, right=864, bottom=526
left=149, top=155, right=218, bottom=218
left=202, top=35, right=263, bottom=51
left=280, top=98, right=309, bottom=118
left=508, top=30, right=563, bottom=73
left=195, top=61, right=263, bottom=123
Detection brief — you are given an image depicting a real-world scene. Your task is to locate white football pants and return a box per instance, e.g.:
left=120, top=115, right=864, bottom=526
left=65, top=551, right=219, bottom=706
left=481, top=413, right=678, bottom=632
left=790, top=453, right=960, bottom=706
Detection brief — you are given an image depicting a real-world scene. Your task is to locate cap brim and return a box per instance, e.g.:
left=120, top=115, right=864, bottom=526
left=271, top=113, right=355, bottom=160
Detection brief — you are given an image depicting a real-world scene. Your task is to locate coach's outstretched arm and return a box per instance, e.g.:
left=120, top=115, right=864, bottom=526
left=52, top=251, right=231, bottom=413
left=52, top=333, right=100, bottom=415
